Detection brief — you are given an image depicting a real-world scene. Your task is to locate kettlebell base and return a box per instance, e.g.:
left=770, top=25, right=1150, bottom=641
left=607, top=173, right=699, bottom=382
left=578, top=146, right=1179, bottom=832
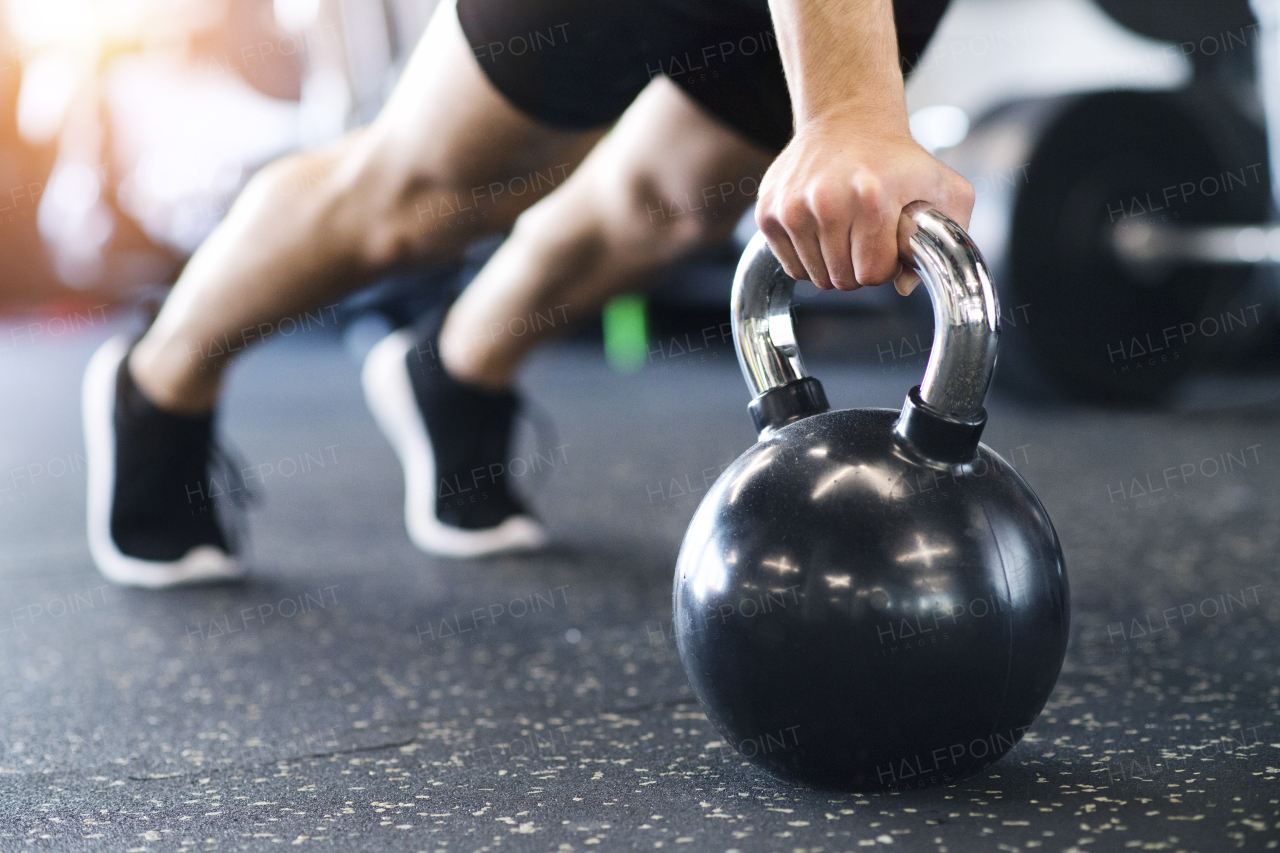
left=752, top=753, right=1003, bottom=793
left=741, top=717, right=1036, bottom=792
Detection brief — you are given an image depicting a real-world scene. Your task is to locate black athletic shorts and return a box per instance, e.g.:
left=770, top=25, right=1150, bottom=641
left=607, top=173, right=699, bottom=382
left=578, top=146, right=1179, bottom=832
left=456, top=0, right=951, bottom=152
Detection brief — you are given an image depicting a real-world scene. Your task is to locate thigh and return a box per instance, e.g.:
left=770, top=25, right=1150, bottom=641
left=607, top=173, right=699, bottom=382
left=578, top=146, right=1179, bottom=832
left=558, top=76, right=777, bottom=252
left=606, top=78, right=773, bottom=235
left=343, top=0, right=602, bottom=226
left=440, top=78, right=777, bottom=375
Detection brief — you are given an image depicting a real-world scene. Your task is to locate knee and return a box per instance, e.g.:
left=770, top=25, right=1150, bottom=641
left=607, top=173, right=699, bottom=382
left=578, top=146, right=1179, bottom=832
left=230, top=144, right=437, bottom=272
left=348, top=172, right=485, bottom=270
left=616, top=172, right=738, bottom=261
left=504, top=169, right=735, bottom=279
left=296, top=139, right=486, bottom=271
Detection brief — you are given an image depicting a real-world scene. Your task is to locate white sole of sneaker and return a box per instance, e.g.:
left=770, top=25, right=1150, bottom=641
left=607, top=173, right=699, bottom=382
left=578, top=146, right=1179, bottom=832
left=361, top=329, right=548, bottom=558
left=82, top=335, right=244, bottom=589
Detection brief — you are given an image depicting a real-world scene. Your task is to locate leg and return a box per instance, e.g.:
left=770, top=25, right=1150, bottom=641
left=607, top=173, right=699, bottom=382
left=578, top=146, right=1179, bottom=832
left=359, top=80, right=772, bottom=558
left=130, top=0, right=601, bottom=415
left=82, top=0, right=608, bottom=584
left=440, top=78, right=775, bottom=389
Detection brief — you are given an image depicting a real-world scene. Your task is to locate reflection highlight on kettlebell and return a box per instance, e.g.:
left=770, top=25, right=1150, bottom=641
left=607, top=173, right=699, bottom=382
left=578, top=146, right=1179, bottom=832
left=872, top=590, right=1008, bottom=654
left=725, top=445, right=780, bottom=505
left=788, top=443, right=1035, bottom=506
left=888, top=447, right=1035, bottom=503
left=672, top=583, right=803, bottom=642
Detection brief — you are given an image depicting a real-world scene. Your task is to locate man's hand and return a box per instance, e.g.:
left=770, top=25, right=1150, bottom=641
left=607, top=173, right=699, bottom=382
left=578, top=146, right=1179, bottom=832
left=761, top=0, right=975, bottom=294
left=756, top=114, right=974, bottom=293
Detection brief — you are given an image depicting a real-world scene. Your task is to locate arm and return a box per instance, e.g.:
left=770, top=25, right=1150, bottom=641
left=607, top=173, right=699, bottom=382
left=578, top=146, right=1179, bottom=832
left=759, top=0, right=973, bottom=292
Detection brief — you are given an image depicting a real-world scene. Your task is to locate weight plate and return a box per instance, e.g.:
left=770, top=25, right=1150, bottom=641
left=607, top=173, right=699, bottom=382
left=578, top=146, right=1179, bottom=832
left=1093, top=0, right=1255, bottom=46
left=1004, top=90, right=1268, bottom=404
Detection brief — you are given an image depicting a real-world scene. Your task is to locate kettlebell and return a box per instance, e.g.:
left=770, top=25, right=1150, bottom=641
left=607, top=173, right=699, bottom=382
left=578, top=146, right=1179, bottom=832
left=673, top=203, right=1069, bottom=791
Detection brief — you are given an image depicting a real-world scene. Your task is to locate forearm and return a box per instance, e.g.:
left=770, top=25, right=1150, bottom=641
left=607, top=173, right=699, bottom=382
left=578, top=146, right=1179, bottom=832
left=767, top=0, right=907, bottom=129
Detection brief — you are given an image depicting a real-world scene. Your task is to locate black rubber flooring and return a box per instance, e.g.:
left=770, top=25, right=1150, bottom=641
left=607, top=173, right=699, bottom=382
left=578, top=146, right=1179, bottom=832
left=0, top=317, right=1277, bottom=852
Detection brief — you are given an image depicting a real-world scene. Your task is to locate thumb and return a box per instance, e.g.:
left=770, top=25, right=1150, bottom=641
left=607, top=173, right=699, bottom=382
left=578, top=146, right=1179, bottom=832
left=894, top=269, right=921, bottom=296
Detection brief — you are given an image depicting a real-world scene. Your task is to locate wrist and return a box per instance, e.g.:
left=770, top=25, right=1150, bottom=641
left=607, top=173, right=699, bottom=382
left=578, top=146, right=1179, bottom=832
left=793, top=98, right=911, bottom=139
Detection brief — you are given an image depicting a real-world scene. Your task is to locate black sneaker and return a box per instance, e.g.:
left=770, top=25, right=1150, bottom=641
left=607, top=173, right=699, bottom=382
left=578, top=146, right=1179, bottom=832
left=82, top=335, right=244, bottom=587
left=360, top=317, right=548, bottom=557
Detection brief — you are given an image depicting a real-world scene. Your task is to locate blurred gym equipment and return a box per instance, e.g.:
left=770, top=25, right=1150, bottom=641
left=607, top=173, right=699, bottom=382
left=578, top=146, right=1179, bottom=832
left=8, top=0, right=1280, bottom=404
left=944, top=0, right=1279, bottom=403
left=0, top=0, right=438, bottom=309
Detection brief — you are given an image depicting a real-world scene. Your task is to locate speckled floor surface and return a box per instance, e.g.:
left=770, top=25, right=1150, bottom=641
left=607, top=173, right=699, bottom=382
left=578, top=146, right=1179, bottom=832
left=0, top=318, right=1277, bottom=852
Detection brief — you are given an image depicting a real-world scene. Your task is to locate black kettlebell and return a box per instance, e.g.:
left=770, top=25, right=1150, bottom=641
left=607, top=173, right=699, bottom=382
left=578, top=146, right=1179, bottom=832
left=673, top=203, right=1069, bottom=791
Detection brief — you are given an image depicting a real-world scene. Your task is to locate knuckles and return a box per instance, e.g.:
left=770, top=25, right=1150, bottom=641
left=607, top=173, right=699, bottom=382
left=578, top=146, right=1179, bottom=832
left=758, top=156, right=972, bottom=290
left=855, top=257, right=901, bottom=288
left=939, top=173, right=976, bottom=221
left=763, top=176, right=897, bottom=233
left=777, top=197, right=814, bottom=233
left=756, top=212, right=789, bottom=244
left=807, top=183, right=850, bottom=222
left=849, top=176, right=890, bottom=216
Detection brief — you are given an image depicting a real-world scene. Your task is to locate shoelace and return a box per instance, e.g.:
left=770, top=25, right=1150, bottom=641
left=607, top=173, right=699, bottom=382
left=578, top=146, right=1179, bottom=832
left=206, top=439, right=259, bottom=554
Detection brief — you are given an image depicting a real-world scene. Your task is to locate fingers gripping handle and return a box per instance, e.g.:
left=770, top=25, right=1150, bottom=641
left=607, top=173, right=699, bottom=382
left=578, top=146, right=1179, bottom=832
left=731, top=203, right=1000, bottom=463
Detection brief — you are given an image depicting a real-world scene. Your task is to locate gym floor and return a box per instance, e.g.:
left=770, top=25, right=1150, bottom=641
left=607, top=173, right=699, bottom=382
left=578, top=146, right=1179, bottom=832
left=0, top=316, right=1276, bottom=852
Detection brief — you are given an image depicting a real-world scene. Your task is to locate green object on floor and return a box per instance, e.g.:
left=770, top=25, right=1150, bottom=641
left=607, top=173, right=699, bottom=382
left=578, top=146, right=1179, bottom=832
left=603, top=295, right=649, bottom=372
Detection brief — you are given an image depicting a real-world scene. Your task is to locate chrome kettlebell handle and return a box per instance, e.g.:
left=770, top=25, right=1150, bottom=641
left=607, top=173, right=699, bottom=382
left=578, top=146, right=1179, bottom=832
left=731, top=202, right=1000, bottom=463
